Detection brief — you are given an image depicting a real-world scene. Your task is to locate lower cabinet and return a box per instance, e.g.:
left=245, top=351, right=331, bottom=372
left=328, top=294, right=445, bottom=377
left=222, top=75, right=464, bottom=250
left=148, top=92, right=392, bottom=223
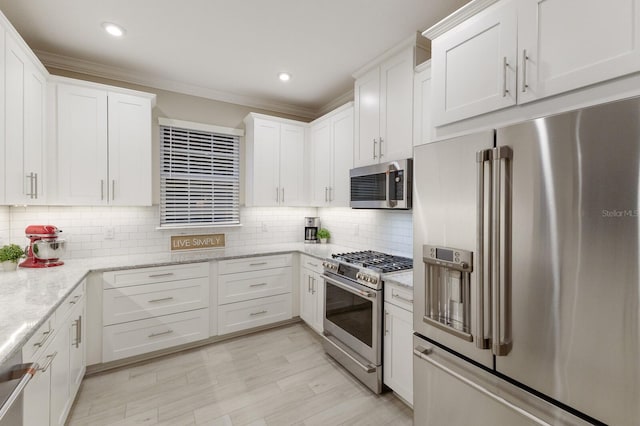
left=383, top=283, right=414, bottom=406
left=299, top=255, right=324, bottom=333
left=23, top=280, right=86, bottom=426
left=217, top=254, right=293, bottom=335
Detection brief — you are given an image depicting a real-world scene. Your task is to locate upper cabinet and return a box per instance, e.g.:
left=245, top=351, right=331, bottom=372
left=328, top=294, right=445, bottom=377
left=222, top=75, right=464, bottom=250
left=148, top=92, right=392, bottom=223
left=4, top=31, right=48, bottom=205
left=52, top=79, right=154, bottom=206
left=309, top=103, right=353, bottom=207
left=244, top=113, right=306, bottom=207
left=353, top=34, right=430, bottom=166
left=413, top=61, right=433, bottom=146
left=427, top=0, right=640, bottom=126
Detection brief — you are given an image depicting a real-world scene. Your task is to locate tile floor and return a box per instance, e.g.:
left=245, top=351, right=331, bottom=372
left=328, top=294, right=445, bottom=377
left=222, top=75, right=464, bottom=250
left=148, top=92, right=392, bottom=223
left=66, top=323, right=413, bottom=426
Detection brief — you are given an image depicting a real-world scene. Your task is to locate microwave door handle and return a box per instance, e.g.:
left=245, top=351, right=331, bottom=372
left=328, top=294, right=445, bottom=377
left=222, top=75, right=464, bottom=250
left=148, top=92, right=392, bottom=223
left=476, top=149, right=492, bottom=349
left=387, top=166, right=397, bottom=208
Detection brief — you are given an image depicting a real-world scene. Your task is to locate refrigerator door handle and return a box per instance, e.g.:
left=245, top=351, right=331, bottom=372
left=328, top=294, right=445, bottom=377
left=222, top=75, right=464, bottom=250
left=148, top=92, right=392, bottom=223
left=491, top=146, right=513, bottom=356
left=413, top=346, right=552, bottom=426
left=476, top=149, right=492, bottom=349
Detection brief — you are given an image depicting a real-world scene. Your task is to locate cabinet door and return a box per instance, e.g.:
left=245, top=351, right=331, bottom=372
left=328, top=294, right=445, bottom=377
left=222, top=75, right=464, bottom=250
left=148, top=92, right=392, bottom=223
left=330, top=107, right=353, bottom=206
left=251, top=118, right=280, bottom=206
left=279, top=124, right=305, bottom=206
left=310, top=119, right=331, bottom=206
left=300, top=268, right=315, bottom=326
left=431, top=0, right=517, bottom=126
left=311, top=271, right=325, bottom=333
left=414, top=63, right=433, bottom=146
left=0, top=29, right=4, bottom=203
left=68, top=301, right=85, bottom=401
left=380, top=48, right=414, bottom=162
left=5, top=36, right=26, bottom=204
left=23, top=62, right=46, bottom=204
left=383, top=302, right=413, bottom=405
left=354, top=67, right=381, bottom=166
left=108, top=92, right=152, bottom=206
left=57, top=84, right=108, bottom=205
left=49, top=326, right=70, bottom=426
left=518, top=0, right=640, bottom=104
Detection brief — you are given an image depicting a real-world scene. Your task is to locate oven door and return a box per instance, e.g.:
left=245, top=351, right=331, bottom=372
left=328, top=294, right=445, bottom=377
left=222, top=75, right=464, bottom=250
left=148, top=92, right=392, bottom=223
left=322, top=273, right=381, bottom=364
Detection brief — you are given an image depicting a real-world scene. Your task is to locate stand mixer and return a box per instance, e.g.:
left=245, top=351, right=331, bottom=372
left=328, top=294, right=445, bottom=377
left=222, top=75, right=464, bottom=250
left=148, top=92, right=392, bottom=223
left=20, top=225, right=66, bottom=268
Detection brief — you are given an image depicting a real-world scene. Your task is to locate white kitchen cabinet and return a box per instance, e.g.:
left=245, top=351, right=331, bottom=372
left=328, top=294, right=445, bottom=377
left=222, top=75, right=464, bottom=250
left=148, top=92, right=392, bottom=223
left=53, top=79, right=154, bottom=206
left=353, top=35, right=429, bottom=166
left=299, top=255, right=324, bottom=333
left=5, top=33, right=47, bottom=204
left=310, top=103, right=353, bottom=207
left=413, top=61, right=434, bottom=146
left=428, top=0, right=640, bottom=126
left=383, top=283, right=414, bottom=406
left=244, top=113, right=306, bottom=206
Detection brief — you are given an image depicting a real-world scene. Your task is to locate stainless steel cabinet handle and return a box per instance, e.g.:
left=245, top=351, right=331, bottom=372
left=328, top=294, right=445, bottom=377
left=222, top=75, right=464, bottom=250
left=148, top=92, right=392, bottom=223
left=38, top=352, right=58, bottom=373
left=276, top=187, right=279, bottom=203
left=392, top=293, right=413, bottom=303
left=69, top=295, right=81, bottom=305
left=77, top=315, right=82, bottom=346
left=281, top=188, right=285, bottom=203
left=26, top=173, right=33, bottom=199
left=325, top=187, right=328, bottom=202
left=249, top=262, right=267, bottom=266
left=101, top=180, right=105, bottom=200
left=73, top=318, right=81, bottom=348
left=502, top=57, right=509, bottom=97
left=491, top=146, right=512, bottom=356
left=33, top=330, right=52, bottom=348
left=308, top=276, right=312, bottom=293
left=384, top=310, right=390, bottom=335
left=308, top=262, right=318, bottom=268
left=34, top=173, right=38, bottom=199
left=148, top=329, right=173, bottom=338
left=249, top=282, right=268, bottom=288
left=413, top=347, right=551, bottom=426
left=379, top=137, right=384, bottom=158
left=521, top=49, right=529, bottom=93
left=250, top=310, right=267, bottom=316
left=148, top=297, right=174, bottom=303
left=148, top=272, right=174, bottom=278
left=373, top=138, right=377, bottom=159
left=476, top=148, right=492, bottom=349
left=329, top=187, right=333, bottom=202
left=311, top=277, right=316, bottom=294
left=0, top=363, right=38, bottom=422
left=112, top=180, right=115, bottom=201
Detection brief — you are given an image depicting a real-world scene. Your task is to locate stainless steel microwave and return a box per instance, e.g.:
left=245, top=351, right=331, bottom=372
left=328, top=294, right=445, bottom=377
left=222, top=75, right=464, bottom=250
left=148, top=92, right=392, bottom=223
left=350, top=159, right=412, bottom=209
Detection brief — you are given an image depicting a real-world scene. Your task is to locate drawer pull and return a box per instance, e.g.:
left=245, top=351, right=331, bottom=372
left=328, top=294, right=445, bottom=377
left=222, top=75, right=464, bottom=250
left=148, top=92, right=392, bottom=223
left=249, top=310, right=268, bottom=317
left=308, top=262, right=319, bottom=267
left=69, top=295, right=81, bottom=305
left=33, top=330, right=52, bottom=348
left=249, top=262, right=268, bottom=266
left=392, top=293, right=414, bottom=303
left=148, top=329, right=174, bottom=338
left=148, top=297, right=174, bottom=303
left=249, top=282, right=268, bottom=288
left=38, top=352, right=58, bottom=372
left=148, top=272, right=175, bottom=278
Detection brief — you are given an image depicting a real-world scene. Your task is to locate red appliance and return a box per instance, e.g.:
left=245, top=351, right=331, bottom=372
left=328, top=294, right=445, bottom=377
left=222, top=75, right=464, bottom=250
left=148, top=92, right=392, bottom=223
left=20, top=225, right=66, bottom=268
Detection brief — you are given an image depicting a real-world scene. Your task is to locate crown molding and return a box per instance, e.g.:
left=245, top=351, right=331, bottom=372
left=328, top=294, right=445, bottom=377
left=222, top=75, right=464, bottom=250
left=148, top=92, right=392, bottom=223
left=35, top=49, right=318, bottom=119
left=316, top=89, right=354, bottom=117
left=422, top=0, right=500, bottom=40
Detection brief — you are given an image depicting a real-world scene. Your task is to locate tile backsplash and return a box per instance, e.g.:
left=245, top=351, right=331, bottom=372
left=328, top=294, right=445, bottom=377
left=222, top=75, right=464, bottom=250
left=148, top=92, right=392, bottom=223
left=3, top=205, right=413, bottom=259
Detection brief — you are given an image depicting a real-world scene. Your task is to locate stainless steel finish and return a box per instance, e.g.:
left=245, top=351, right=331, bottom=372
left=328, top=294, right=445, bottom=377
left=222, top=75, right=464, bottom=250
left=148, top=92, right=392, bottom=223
left=249, top=262, right=267, bottom=266
left=323, top=332, right=375, bottom=373
left=321, top=333, right=382, bottom=393
left=148, top=297, right=174, bottom=303
left=276, top=187, right=279, bottom=203
left=502, top=57, right=509, bottom=97
left=384, top=310, right=389, bottom=335
left=521, top=49, right=529, bottom=93
left=34, top=173, right=38, bottom=199
left=281, top=187, right=284, bottom=203
left=308, top=262, right=319, bottom=268
left=73, top=318, right=81, bottom=348
left=476, top=149, right=492, bottom=349
left=32, top=239, right=66, bottom=260
left=379, top=137, right=384, bottom=158
left=148, top=330, right=173, bottom=338
left=350, top=159, right=412, bottom=209
left=33, top=330, right=52, bottom=348
left=148, top=272, right=174, bottom=278
left=112, top=180, right=115, bottom=201
left=69, top=295, right=80, bottom=305
left=423, top=317, right=473, bottom=341
left=325, top=187, right=328, bottom=202
left=249, top=282, right=267, bottom=288
left=77, top=315, right=82, bottom=346
left=391, top=293, right=413, bottom=303
left=101, top=179, right=104, bottom=200
left=0, top=363, right=37, bottom=423
left=38, top=352, right=57, bottom=373
left=27, top=173, right=33, bottom=199
left=249, top=310, right=267, bottom=316
left=373, top=138, right=377, bottom=159
left=322, top=274, right=375, bottom=299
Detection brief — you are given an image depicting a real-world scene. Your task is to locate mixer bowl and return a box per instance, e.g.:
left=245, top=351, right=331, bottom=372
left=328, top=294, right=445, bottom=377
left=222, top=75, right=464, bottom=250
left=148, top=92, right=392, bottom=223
left=33, top=239, right=66, bottom=260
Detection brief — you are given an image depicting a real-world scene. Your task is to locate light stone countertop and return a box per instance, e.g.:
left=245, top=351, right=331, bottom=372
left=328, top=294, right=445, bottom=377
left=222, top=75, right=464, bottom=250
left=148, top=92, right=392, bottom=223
left=0, top=242, right=356, bottom=365
left=382, top=271, right=413, bottom=289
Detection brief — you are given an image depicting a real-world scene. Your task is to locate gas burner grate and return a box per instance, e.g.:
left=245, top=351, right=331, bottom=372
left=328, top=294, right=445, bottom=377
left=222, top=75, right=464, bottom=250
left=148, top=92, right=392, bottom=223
left=332, top=250, right=412, bottom=273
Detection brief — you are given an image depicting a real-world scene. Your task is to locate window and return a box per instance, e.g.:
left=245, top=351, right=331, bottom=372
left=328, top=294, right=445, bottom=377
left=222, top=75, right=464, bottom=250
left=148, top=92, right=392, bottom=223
left=159, top=118, right=241, bottom=228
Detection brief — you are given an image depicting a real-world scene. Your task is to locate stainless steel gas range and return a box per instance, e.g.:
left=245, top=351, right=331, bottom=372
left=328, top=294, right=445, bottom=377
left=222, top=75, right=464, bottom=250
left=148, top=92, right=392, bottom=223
left=321, top=250, right=412, bottom=393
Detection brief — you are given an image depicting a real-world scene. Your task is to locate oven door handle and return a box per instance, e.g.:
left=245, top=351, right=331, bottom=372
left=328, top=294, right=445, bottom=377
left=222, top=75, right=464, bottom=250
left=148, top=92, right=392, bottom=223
left=322, top=274, right=376, bottom=299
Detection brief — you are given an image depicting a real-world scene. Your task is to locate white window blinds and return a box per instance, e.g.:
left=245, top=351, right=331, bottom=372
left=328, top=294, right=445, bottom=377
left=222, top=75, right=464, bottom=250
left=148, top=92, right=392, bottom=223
left=160, top=123, right=240, bottom=227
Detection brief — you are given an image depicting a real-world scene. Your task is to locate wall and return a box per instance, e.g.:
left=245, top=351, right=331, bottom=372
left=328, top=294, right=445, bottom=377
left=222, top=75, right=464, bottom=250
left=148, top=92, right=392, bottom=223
left=318, top=207, right=412, bottom=257
left=9, top=206, right=317, bottom=259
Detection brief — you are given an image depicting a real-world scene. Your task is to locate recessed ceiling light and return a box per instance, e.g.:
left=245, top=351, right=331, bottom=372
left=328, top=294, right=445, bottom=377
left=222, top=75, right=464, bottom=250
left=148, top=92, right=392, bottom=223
left=102, top=22, right=125, bottom=37
left=278, top=72, right=291, bottom=82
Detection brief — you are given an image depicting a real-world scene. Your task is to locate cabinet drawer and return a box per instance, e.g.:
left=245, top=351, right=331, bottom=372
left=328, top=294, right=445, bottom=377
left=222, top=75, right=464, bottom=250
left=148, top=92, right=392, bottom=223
left=55, top=280, right=85, bottom=327
left=218, top=267, right=292, bottom=305
left=218, top=254, right=292, bottom=275
left=103, top=262, right=209, bottom=289
left=103, top=277, right=209, bottom=326
left=218, top=293, right=292, bottom=335
left=22, top=318, right=54, bottom=362
left=301, top=254, right=323, bottom=274
left=102, top=309, right=209, bottom=362
left=384, top=283, right=413, bottom=312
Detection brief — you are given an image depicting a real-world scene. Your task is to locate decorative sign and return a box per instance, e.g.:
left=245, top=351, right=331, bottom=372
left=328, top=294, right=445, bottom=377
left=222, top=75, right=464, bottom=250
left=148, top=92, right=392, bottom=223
left=171, top=234, right=225, bottom=251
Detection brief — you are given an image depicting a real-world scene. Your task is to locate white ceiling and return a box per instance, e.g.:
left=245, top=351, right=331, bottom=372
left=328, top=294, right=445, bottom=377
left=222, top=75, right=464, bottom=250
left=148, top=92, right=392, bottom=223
left=0, top=0, right=470, bottom=119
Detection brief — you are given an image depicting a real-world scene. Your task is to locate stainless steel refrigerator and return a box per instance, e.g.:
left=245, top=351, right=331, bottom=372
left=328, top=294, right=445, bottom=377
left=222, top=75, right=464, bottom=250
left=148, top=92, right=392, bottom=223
left=413, top=97, right=640, bottom=426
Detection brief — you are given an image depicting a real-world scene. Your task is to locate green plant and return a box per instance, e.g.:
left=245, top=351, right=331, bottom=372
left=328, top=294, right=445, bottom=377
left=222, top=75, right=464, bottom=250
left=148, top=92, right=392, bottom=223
left=317, top=228, right=330, bottom=239
left=0, top=244, right=25, bottom=263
